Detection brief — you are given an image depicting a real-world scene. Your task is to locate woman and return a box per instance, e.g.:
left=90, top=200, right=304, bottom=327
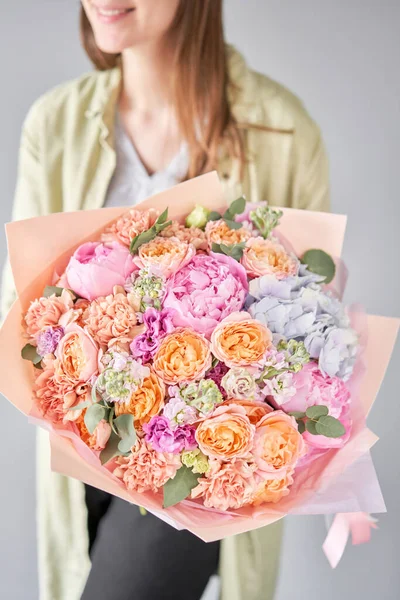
left=1, top=1, right=330, bottom=599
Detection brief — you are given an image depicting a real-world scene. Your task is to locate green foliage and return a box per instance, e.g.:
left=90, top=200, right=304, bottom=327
left=130, top=209, right=172, bottom=254
left=301, top=249, right=336, bottom=284
left=21, top=343, right=42, bottom=367
left=315, top=416, right=346, bottom=438
left=114, top=414, right=137, bottom=453
left=163, top=465, right=200, bottom=508
left=99, top=430, right=123, bottom=465
left=211, top=241, right=246, bottom=262
left=84, top=403, right=107, bottom=434
left=306, top=405, right=329, bottom=419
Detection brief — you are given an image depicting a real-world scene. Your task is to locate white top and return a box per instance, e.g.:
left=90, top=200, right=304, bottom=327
left=104, top=114, right=189, bottom=208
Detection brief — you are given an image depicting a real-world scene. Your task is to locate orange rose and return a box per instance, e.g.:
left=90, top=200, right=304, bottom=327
left=54, top=323, right=99, bottom=384
left=195, top=404, right=255, bottom=460
left=211, top=311, right=272, bottom=368
left=133, top=236, right=195, bottom=278
left=222, top=398, right=273, bottom=425
left=241, top=237, right=299, bottom=279
left=251, top=469, right=294, bottom=505
left=153, top=328, right=211, bottom=384
left=114, top=369, right=165, bottom=430
left=205, top=219, right=251, bottom=247
left=253, top=411, right=306, bottom=476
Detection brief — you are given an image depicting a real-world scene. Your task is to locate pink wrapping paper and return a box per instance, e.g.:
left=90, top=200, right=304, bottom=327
left=0, top=171, right=398, bottom=542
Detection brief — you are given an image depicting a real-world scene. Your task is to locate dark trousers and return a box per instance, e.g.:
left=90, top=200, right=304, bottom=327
left=81, top=485, right=220, bottom=600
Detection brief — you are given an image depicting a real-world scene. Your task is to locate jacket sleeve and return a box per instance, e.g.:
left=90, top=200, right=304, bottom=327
left=1, top=101, right=45, bottom=320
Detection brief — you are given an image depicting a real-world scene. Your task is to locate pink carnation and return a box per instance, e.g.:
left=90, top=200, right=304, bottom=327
left=160, top=221, right=208, bottom=252
left=163, top=253, right=248, bottom=338
left=24, top=290, right=74, bottom=342
left=34, top=363, right=76, bottom=424
left=191, top=458, right=258, bottom=511
left=102, top=208, right=157, bottom=247
left=113, top=440, right=181, bottom=493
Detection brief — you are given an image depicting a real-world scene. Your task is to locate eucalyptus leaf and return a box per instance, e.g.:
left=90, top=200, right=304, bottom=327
left=289, top=411, right=306, bottom=419
left=315, top=416, right=346, bottom=438
left=223, top=218, right=243, bottom=230
left=301, top=249, right=336, bottom=284
left=21, top=343, right=42, bottom=366
left=306, top=405, right=329, bottom=419
left=100, top=430, right=123, bottom=465
left=208, top=211, right=222, bottom=222
left=84, top=403, right=106, bottom=434
left=114, top=414, right=137, bottom=453
left=163, top=465, right=200, bottom=508
left=227, top=196, right=246, bottom=216
left=211, top=242, right=222, bottom=253
left=297, top=420, right=306, bottom=434
left=305, top=420, right=319, bottom=435
left=67, top=399, right=90, bottom=412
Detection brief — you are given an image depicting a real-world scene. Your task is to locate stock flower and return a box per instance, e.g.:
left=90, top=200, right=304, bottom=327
left=95, top=351, right=150, bottom=404
left=221, top=368, right=260, bottom=400
left=170, top=379, right=223, bottom=417
left=206, top=362, right=230, bottom=395
left=162, top=396, right=198, bottom=427
left=143, top=415, right=196, bottom=454
left=195, top=404, right=255, bottom=460
left=181, top=449, right=209, bottom=474
left=102, top=208, right=157, bottom=247
left=113, top=440, right=181, bottom=493
left=75, top=415, right=111, bottom=451
left=262, top=372, right=297, bottom=406
left=241, top=237, right=298, bottom=279
left=114, top=369, right=165, bottom=431
left=54, top=323, right=99, bottom=384
left=191, top=458, right=258, bottom=511
left=221, top=399, right=273, bottom=425
left=163, top=253, right=248, bottom=338
left=211, top=312, right=272, bottom=368
left=253, top=411, right=306, bottom=476
left=251, top=470, right=294, bottom=505
left=36, top=326, right=64, bottom=357
left=153, top=328, right=211, bottom=385
left=160, top=221, right=208, bottom=251
left=205, top=219, right=251, bottom=246
left=66, top=241, right=136, bottom=301
left=133, top=236, right=195, bottom=279
left=25, top=290, right=74, bottom=342
left=125, top=268, right=166, bottom=312
left=130, top=308, right=175, bottom=363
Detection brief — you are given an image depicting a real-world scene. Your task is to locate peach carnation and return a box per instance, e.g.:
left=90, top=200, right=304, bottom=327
left=251, top=469, right=294, bottom=506
left=205, top=219, right=251, bottom=247
left=241, top=237, right=299, bottom=279
left=191, top=458, right=258, bottom=511
left=160, top=221, right=208, bottom=252
left=25, top=290, right=74, bottom=342
left=133, top=236, right=196, bottom=279
left=153, top=328, right=211, bottom=385
left=113, top=440, right=181, bottom=493
left=195, top=404, right=255, bottom=460
left=114, top=369, right=165, bottom=431
left=102, top=208, right=157, bottom=247
left=83, top=286, right=144, bottom=348
left=211, top=311, right=272, bottom=368
left=34, top=364, right=76, bottom=424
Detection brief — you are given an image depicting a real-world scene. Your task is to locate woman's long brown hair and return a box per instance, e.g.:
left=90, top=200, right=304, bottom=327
left=80, top=0, right=245, bottom=179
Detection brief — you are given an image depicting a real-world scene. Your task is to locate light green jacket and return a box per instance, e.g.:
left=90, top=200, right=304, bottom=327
left=1, top=47, right=329, bottom=600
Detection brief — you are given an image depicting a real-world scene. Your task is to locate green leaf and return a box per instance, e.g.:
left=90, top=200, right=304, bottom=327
left=315, top=416, right=346, bottom=438
left=297, top=420, right=306, bottom=434
left=99, top=430, right=123, bottom=465
left=154, top=219, right=172, bottom=233
left=223, top=218, right=242, bottom=230
left=163, top=465, right=200, bottom=508
left=156, top=208, right=169, bottom=225
left=301, top=249, right=336, bottom=284
left=67, top=399, right=91, bottom=412
left=84, top=403, right=106, bottom=434
left=305, top=420, right=319, bottom=435
left=208, top=211, right=222, bottom=222
left=21, top=343, right=42, bottom=366
left=211, top=242, right=222, bottom=253
left=306, top=405, right=329, bottom=419
left=114, top=414, right=137, bottom=454
left=43, top=285, right=65, bottom=298
left=289, top=411, right=306, bottom=419
left=227, top=196, right=246, bottom=216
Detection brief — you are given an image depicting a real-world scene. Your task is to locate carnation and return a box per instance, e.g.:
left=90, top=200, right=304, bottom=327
left=143, top=416, right=196, bottom=454
left=160, top=220, right=208, bottom=251
left=130, top=308, right=175, bottom=363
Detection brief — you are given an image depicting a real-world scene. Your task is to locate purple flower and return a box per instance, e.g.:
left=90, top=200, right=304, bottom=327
left=143, top=416, right=196, bottom=454
left=130, top=308, right=175, bottom=362
left=36, top=327, right=64, bottom=356
left=206, top=362, right=229, bottom=395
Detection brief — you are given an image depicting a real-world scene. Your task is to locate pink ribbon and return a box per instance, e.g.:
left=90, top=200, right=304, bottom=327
left=323, top=512, right=378, bottom=568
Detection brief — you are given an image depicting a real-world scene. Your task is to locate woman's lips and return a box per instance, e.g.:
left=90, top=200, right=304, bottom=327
left=92, top=5, right=135, bottom=24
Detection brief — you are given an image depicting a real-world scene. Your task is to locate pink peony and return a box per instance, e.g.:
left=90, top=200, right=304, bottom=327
left=163, top=253, right=248, bottom=338
left=113, top=440, right=181, bottom=493
left=283, top=362, right=352, bottom=449
left=241, top=237, right=299, bottom=279
left=133, top=236, right=196, bottom=279
left=191, top=458, right=258, bottom=511
left=102, top=208, right=157, bottom=247
left=66, top=241, right=136, bottom=301
left=24, top=290, right=74, bottom=342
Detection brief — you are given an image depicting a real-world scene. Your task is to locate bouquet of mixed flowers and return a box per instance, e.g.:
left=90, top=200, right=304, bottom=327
left=1, top=173, right=398, bottom=561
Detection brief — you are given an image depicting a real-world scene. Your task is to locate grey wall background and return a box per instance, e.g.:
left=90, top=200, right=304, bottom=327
left=0, top=1, right=399, bottom=599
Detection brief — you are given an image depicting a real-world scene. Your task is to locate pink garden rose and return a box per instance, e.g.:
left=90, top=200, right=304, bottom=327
left=163, top=253, right=248, bottom=338
left=54, top=323, right=99, bottom=384
left=66, top=241, right=136, bottom=301
left=133, top=236, right=196, bottom=279
left=241, top=237, right=299, bottom=279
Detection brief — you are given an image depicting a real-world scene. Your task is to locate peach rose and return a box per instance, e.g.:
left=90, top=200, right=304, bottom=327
left=83, top=286, right=144, bottom=348
left=54, top=323, right=99, bottom=384
left=253, top=411, right=306, bottom=476
left=153, top=328, right=211, bottom=385
left=222, top=398, right=273, bottom=425
left=205, top=219, right=251, bottom=247
left=195, top=404, right=255, bottom=460
left=34, top=364, right=75, bottom=424
left=133, top=236, right=196, bottom=278
left=251, top=469, right=294, bottom=505
left=211, top=311, right=272, bottom=368
left=25, top=290, right=74, bottom=342
left=113, top=440, right=181, bottom=492
left=191, top=458, right=258, bottom=511
left=241, top=237, right=299, bottom=279
left=114, top=369, right=165, bottom=431
left=160, top=221, right=208, bottom=252
left=102, top=208, right=158, bottom=247
left=75, top=414, right=112, bottom=451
